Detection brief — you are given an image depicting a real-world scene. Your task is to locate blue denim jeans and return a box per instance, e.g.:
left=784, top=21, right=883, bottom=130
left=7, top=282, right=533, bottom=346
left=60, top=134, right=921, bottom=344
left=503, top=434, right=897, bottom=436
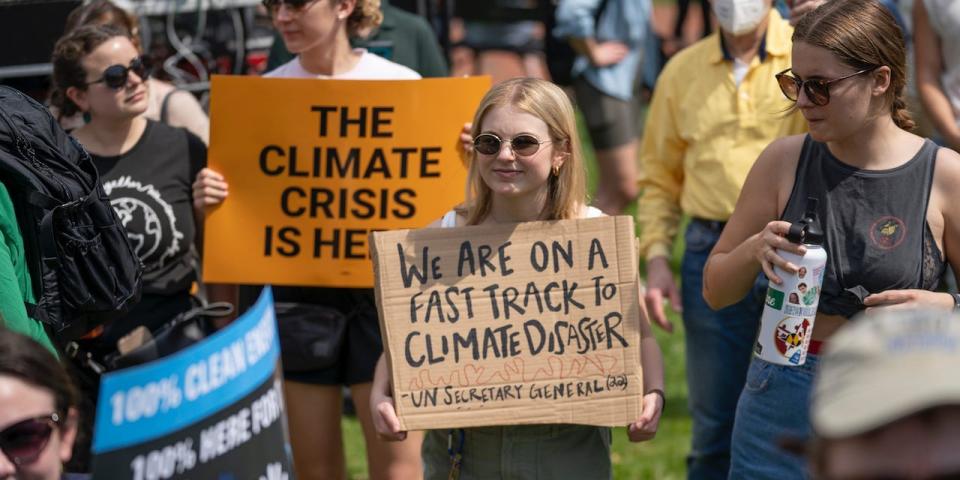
left=681, top=221, right=767, bottom=480
left=728, top=355, right=819, bottom=480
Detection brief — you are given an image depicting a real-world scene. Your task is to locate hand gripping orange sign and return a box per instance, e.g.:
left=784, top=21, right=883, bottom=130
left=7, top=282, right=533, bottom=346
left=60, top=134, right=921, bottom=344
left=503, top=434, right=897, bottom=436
left=203, top=75, right=491, bottom=287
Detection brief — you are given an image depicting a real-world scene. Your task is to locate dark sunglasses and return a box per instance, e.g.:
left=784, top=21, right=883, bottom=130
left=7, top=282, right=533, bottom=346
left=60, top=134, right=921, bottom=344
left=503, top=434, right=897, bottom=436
left=261, top=0, right=319, bottom=12
left=775, top=67, right=876, bottom=106
left=473, top=133, right=552, bottom=157
left=0, top=413, right=60, bottom=466
left=86, top=55, right=152, bottom=90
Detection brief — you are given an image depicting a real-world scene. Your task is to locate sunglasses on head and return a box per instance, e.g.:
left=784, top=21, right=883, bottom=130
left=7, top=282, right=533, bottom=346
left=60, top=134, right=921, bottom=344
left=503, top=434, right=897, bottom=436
left=775, top=67, right=877, bottom=106
left=86, top=55, right=152, bottom=90
left=0, top=413, right=59, bottom=466
left=473, top=133, right=552, bottom=157
left=261, top=0, right=319, bottom=12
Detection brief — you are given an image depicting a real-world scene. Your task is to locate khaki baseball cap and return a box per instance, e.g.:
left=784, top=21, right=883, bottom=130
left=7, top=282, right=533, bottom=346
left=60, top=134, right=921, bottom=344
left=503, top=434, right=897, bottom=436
left=811, top=309, right=960, bottom=438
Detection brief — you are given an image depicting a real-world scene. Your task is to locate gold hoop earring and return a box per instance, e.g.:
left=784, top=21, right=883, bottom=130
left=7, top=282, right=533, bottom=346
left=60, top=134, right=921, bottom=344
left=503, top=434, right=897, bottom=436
left=552, top=164, right=560, bottom=176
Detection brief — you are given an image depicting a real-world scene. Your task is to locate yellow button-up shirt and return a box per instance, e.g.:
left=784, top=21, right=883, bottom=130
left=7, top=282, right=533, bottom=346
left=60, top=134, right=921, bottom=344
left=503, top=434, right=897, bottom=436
left=637, top=9, right=807, bottom=261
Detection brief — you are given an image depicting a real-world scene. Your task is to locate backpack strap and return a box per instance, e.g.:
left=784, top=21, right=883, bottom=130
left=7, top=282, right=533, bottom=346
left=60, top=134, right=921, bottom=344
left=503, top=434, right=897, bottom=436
left=26, top=191, right=58, bottom=210
left=160, top=89, right=184, bottom=125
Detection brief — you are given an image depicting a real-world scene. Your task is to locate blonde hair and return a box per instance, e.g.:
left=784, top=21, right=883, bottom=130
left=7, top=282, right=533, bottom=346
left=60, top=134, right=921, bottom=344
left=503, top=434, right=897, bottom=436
left=344, top=0, right=382, bottom=39
left=464, top=78, right=588, bottom=226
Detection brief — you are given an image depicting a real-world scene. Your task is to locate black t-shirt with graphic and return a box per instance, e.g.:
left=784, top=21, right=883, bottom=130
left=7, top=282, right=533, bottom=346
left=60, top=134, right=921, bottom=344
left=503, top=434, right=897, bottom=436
left=91, top=120, right=205, bottom=342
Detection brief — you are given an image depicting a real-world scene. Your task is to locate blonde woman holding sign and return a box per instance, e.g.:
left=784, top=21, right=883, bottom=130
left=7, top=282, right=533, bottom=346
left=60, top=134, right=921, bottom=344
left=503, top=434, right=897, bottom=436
left=370, top=78, right=665, bottom=479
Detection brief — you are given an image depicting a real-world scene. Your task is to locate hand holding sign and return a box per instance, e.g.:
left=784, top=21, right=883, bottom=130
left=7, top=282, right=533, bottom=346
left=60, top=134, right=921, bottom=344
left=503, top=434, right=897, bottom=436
left=371, top=355, right=407, bottom=441
left=192, top=168, right=228, bottom=210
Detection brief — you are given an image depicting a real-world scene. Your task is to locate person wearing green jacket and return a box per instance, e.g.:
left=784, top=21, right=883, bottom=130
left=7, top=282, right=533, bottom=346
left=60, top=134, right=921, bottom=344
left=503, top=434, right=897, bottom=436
left=0, top=182, right=56, bottom=354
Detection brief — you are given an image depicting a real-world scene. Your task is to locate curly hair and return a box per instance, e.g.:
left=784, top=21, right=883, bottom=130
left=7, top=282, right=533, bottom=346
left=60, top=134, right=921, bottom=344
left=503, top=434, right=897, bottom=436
left=344, top=0, right=383, bottom=39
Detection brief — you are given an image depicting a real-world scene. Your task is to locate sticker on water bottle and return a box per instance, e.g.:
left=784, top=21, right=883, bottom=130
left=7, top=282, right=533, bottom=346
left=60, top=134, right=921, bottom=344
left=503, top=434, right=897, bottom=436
left=773, top=316, right=812, bottom=365
left=765, top=289, right=785, bottom=310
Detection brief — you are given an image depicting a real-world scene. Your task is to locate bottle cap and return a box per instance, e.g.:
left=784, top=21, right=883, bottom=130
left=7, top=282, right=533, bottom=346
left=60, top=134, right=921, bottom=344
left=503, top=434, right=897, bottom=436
left=786, top=197, right=825, bottom=245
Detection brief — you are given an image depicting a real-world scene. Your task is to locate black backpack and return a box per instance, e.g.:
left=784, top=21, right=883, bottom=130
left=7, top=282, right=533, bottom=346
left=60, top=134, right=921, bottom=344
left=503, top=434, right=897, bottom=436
left=0, top=86, right=142, bottom=342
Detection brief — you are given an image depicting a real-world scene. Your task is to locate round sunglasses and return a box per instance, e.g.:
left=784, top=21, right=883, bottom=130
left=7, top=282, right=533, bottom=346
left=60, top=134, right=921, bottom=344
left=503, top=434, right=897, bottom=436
left=85, top=55, right=152, bottom=90
left=0, top=413, right=60, bottom=466
left=473, top=133, right=552, bottom=157
left=261, top=0, right=320, bottom=12
left=775, top=67, right=877, bottom=106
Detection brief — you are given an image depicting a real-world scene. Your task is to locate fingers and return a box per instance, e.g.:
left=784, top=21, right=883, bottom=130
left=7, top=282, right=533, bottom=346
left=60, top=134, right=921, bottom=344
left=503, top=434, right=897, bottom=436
left=756, top=221, right=807, bottom=283
left=862, top=291, right=893, bottom=307
left=193, top=168, right=229, bottom=207
left=763, top=221, right=806, bottom=256
left=666, top=281, right=683, bottom=315
left=863, top=290, right=915, bottom=307
left=654, top=312, right=674, bottom=333
left=591, top=43, right=629, bottom=67
left=460, top=123, right=474, bottom=154
left=196, top=167, right=224, bottom=182
left=374, top=402, right=407, bottom=442
left=863, top=290, right=952, bottom=313
left=627, top=392, right=663, bottom=442
left=627, top=421, right=655, bottom=442
left=757, top=245, right=790, bottom=284
left=644, top=289, right=669, bottom=332
left=193, top=185, right=229, bottom=206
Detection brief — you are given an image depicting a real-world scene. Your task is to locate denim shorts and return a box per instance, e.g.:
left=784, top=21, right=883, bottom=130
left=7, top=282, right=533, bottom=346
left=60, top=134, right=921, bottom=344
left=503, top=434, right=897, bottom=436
left=728, top=355, right=820, bottom=480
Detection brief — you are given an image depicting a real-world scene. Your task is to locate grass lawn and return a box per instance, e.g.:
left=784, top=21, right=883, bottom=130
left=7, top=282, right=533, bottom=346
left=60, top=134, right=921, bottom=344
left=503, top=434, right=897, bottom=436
left=337, top=108, right=694, bottom=479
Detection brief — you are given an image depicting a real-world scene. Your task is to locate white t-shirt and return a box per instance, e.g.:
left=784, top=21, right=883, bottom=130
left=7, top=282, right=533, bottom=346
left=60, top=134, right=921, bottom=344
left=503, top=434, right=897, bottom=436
left=440, top=206, right=604, bottom=228
left=264, top=49, right=421, bottom=80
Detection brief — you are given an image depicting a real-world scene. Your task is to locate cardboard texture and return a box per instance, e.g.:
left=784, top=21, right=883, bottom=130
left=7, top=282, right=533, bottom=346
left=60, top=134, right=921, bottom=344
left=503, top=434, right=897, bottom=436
left=203, top=75, right=491, bottom=287
left=371, top=216, right=643, bottom=430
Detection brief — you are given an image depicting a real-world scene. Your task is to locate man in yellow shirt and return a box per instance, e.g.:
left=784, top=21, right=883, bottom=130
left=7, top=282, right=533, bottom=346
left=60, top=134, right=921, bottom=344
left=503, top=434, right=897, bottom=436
left=637, top=0, right=817, bottom=477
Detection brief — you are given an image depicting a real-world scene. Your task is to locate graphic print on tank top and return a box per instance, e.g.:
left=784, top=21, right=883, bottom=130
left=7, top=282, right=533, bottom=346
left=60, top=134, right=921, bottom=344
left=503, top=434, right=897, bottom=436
left=103, top=175, right=185, bottom=272
left=869, top=216, right=907, bottom=250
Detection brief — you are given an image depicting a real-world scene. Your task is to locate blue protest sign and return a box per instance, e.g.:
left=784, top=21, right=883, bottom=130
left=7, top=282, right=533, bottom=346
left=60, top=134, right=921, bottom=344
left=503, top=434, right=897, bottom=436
left=92, top=287, right=292, bottom=480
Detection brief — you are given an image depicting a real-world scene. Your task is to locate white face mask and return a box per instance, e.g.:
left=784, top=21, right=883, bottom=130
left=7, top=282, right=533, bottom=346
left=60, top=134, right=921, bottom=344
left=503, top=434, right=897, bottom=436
left=713, top=0, right=769, bottom=35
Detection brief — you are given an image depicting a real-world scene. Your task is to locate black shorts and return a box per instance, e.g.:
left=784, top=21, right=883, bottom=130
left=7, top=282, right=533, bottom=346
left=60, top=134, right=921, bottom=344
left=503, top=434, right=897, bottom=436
left=273, top=287, right=383, bottom=386
left=573, top=76, right=642, bottom=150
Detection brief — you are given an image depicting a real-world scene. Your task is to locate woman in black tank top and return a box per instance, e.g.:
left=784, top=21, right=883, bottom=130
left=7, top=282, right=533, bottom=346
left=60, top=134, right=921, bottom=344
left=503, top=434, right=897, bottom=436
left=700, top=1, right=960, bottom=479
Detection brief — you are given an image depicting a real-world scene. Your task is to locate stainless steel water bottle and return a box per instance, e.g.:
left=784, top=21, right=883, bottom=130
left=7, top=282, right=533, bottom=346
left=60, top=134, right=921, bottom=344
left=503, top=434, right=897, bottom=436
left=754, top=197, right=827, bottom=366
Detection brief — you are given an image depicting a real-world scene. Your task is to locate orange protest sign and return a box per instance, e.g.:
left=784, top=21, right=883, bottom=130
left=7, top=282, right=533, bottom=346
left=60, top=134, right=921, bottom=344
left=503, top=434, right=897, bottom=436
left=203, top=75, right=491, bottom=287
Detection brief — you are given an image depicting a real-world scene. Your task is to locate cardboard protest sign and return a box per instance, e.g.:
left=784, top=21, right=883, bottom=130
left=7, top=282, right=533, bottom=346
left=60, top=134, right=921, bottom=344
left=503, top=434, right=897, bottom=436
left=371, top=216, right=643, bottom=430
left=203, top=75, right=491, bottom=288
left=91, top=288, right=291, bottom=480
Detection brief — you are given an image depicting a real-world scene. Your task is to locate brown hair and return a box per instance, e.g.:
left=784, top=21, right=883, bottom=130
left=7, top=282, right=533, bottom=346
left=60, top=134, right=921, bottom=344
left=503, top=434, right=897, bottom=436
left=64, top=0, right=140, bottom=46
left=0, top=327, right=78, bottom=424
left=50, top=24, right=128, bottom=119
left=792, top=0, right=914, bottom=130
left=343, top=0, right=383, bottom=39
left=464, top=78, right=587, bottom=225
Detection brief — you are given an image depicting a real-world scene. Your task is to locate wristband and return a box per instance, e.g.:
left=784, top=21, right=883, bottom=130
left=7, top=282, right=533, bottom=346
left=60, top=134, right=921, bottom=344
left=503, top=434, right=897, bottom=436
left=645, top=388, right=666, bottom=413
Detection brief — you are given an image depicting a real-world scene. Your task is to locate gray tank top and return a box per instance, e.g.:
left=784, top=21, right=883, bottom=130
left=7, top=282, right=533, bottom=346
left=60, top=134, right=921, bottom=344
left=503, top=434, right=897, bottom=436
left=781, top=135, right=945, bottom=318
